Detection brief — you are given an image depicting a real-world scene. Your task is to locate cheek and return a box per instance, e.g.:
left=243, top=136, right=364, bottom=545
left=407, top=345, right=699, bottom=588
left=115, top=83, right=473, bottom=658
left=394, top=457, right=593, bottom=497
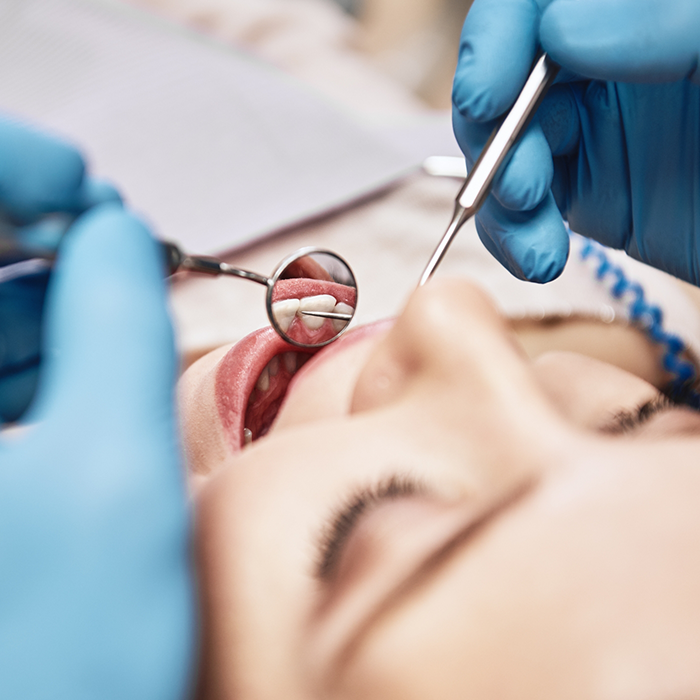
left=532, top=351, right=658, bottom=430
left=178, top=345, right=233, bottom=477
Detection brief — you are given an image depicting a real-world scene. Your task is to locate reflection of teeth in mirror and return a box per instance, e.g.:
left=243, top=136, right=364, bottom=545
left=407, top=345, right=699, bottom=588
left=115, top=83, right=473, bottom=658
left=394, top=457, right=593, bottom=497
left=299, top=294, right=336, bottom=330
left=256, top=366, right=270, bottom=392
left=267, top=355, right=279, bottom=376
left=332, top=302, right=354, bottom=333
left=271, top=298, right=300, bottom=332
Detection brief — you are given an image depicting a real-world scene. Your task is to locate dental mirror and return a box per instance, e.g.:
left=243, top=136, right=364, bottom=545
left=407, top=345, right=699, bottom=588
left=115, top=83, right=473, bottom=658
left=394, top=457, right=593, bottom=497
left=267, top=248, right=357, bottom=348
left=164, top=243, right=357, bottom=349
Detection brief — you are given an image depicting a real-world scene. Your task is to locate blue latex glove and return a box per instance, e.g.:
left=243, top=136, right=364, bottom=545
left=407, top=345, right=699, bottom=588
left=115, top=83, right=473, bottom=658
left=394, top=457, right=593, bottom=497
left=452, top=0, right=700, bottom=284
left=0, top=115, right=121, bottom=421
left=0, top=204, right=195, bottom=699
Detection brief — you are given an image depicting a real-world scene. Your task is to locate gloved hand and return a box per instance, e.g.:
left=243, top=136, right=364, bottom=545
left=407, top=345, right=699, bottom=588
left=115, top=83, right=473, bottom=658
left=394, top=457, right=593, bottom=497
left=0, top=204, right=195, bottom=700
left=452, top=0, right=700, bottom=284
left=0, top=115, right=121, bottom=421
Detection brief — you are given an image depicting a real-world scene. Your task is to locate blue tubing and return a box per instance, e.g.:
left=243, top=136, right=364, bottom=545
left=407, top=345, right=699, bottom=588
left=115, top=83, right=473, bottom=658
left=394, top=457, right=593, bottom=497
left=578, top=236, right=700, bottom=409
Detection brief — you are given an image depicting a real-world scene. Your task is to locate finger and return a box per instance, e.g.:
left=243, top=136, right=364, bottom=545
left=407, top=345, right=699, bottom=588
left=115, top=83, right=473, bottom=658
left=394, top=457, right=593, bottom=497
left=559, top=81, right=633, bottom=250
left=452, top=105, right=496, bottom=169
left=16, top=217, right=74, bottom=255
left=31, top=204, right=177, bottom=441
left=537, top=84, right=581, bottom=157
left=77, top=177, right=123, bottom=210
left=0, top=368, right=39, bottom=423
left=541, top=0, right=700, bottom=84
left=452, top=104, right=554, bottom=213
left=9, top=182, right=122, bottom=257
left=0, top=117, right=87, bottom=223
left=476, top=192, right=570, bottom=283
left=0, top=267, right=49, bottom=422
left=452, top=0, right=543, bottom=122
left=494, top=119, right=554, bottom=212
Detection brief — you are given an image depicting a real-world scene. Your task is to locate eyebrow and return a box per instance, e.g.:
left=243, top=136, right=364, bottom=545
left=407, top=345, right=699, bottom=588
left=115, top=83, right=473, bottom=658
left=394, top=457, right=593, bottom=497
left=327, top=479, right=535, bottom=677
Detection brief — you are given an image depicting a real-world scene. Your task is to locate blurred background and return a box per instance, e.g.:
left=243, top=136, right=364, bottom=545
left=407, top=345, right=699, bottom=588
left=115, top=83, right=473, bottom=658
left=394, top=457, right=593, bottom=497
left=134, top=0, right=475, bottom=113
left=341, top=0, right=474, bottom=108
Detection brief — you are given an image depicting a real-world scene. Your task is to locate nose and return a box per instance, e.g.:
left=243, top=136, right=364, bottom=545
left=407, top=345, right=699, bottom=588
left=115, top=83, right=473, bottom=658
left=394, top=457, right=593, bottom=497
left=352, top=279, right=537, bottom=409
left=351, top=279, right=570, bottom=476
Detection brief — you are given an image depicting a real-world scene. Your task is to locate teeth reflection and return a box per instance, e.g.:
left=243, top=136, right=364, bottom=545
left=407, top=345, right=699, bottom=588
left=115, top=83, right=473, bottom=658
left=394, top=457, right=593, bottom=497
left=332, top=302, right=354, bottom=332
left=267, top=355, right=279, bottom=376
left=299, top=294, right=336, bottom=330
left=256, top=366, right=270, bottom=392
left=271, top=298, right=300, bottom=332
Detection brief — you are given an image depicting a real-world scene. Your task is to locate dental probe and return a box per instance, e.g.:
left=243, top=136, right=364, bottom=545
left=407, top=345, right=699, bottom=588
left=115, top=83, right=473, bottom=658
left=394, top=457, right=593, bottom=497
left=418, top=53, right=560, bottom=286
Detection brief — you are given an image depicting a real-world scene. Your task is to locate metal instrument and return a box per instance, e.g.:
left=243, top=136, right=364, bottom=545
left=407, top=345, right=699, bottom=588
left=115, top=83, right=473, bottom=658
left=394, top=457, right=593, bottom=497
left=0, top=236, right=358, bottom=350
left=419, top=53, right=560, bottom=286
left=164, top=243, right=357, bottom=348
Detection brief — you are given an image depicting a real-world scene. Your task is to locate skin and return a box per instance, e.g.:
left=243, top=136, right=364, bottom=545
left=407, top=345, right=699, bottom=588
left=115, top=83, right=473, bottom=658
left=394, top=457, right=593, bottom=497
left=181, top=279, right=700, bottom=700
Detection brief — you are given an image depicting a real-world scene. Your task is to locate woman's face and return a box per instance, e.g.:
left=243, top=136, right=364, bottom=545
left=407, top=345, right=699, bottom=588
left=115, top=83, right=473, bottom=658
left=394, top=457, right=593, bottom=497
left=182, top=279, right=700, bottom=700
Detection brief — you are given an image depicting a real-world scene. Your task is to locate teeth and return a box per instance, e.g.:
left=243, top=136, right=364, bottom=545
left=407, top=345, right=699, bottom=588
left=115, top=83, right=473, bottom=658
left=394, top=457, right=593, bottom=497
left=297, top=353, right=311, bottom=369
left=271, top=298, right=300, bottom=332
left=332, top=302, right=354, bottom=332
left=299, top=294, right=336, bottom=330
left=267, top=355, right=279, bottom=376
left=243, top=428, right=253, bottom=445
left=283, top=352, right=298, bottom=374
left=256, top=366, right=270, bottom=392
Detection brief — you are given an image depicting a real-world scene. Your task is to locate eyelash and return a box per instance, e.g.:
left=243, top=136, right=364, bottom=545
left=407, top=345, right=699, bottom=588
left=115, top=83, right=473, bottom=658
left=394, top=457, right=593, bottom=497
left=602, top=394, right=675, bottom=435
left=313, top=397, right=680, bottom=578
left=315, top=474, right=425, bottom=582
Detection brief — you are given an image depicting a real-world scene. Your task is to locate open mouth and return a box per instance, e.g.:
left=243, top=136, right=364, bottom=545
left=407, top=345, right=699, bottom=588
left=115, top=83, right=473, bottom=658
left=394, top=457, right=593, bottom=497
left=215, top=281, right=357, bottom=451
left=215, top=328, right=320, bottom=451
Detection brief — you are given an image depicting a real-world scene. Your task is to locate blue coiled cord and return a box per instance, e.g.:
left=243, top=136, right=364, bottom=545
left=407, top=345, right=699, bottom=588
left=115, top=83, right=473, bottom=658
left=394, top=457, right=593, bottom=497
left=579, top=236, right=700, bottom=409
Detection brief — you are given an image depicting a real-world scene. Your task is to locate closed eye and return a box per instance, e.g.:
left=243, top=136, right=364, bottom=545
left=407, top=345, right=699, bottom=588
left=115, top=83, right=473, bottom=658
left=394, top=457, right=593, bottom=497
left=314, top=474, right=425, bottom=582
left=600, top=394, right=676, bottom=435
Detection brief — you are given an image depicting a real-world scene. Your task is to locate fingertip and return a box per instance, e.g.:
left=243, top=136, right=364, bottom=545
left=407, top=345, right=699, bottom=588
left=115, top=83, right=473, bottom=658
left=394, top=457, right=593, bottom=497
left=477, top=194, right=569, bottom=283
left=453, top=0, right=539, bottom=121
left=78, top=177, right=123, bottom=210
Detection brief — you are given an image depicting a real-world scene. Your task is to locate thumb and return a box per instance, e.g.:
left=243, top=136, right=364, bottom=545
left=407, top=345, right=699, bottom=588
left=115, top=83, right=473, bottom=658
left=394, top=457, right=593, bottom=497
left=32, top=204, right=177, bottom=442
left=541, top=0, right=700, bottom=84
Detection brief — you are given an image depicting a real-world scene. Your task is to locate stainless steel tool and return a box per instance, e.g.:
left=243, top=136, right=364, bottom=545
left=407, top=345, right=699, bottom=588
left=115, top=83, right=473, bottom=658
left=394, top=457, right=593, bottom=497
left=418, top=53, right=560, bottom=286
